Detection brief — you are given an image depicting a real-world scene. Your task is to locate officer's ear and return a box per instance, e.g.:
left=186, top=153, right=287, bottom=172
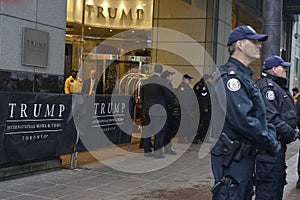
left=235, top=40, right=244, bottom=51
left=272, top=66, right=278, bottom=74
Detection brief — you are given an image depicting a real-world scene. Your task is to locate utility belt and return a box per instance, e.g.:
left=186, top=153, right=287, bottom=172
left=220, top=132, right=256, bottom=167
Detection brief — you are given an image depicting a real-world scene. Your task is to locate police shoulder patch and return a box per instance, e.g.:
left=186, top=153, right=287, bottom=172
left=266, top=90, right=275, bottom=100
left=227, top=78, right=241, bottom=92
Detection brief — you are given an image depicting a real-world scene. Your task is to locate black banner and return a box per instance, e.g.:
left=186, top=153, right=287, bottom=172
left=74, top=94, right=134, bottom=152
left=284, top=0, right=300, bottom=15
left=0, top=92, right=133, bottom=165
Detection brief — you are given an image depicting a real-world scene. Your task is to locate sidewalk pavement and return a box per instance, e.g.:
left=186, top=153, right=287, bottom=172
left=0, top=140, right=299, bottom=200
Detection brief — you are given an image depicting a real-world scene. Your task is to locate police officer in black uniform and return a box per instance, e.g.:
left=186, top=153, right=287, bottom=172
left=175, top=74, right=198, bottom=143
left=255, top=55, right=297, bottom=199
left=193, top=74, right=213, bottom=143
left=210, top=25, right=280, bottom=200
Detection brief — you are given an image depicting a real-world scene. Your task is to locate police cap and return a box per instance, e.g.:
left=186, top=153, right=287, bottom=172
left=161, top=70, right=175, bottom=78
left=228, top=25, right=268, bottom=45
left=263, top=55, right=291, bottom=70
left=182, top=74, right=193, bottom=80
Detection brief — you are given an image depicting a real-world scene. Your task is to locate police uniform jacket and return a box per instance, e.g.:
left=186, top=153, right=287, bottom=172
left=211, top=57, right=278, bottom=154
left=194, top=79, right=211, bottom=112
left=141, top=74, right=174, bottom=117
left=256, top=72, right=296, bottom=144
left=176, top=82, right=198, bottom=114
left=165, top=81, right=178, bottom=112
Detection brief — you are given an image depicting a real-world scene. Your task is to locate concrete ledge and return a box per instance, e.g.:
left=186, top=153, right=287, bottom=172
left=0, top=157, right=62, bottom=181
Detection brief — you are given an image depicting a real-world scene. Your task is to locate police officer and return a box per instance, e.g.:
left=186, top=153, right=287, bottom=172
left=255, top=55, right=297, bottom=199
left=210, top=26, right=280, bottom=200
left=193, top=74, right=213, bottom=143
left=175, top=74, right=198, bottom=143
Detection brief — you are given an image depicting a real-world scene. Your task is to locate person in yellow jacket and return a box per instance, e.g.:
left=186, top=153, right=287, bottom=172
left=292, top=87, right=299, bottom=104
left=64, top=69, right=83, bottom=94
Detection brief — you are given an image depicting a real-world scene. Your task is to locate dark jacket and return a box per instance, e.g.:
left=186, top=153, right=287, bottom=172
left=256, top=72, right=297, bottom=143
left=176, top=82, right=198, bottom=114
left=81, top=78, right=98, bottom=94
left=193, top=78, right=211, bottom=111
left=141, top=74, right=174, bottom=117
left=211, top=57, right=278, bottom=153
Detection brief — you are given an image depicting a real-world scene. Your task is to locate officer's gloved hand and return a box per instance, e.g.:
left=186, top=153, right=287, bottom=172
left=265, top=124, right=280, bottom=155
left=269, top=140, right=281, bottom=156
left=279, top=130, right=296, bottom=144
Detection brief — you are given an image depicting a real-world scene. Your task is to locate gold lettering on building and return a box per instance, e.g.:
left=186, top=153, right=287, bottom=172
left=121, top=8, right=133, bottom=20
left=86, top=4, right=144, bottom=20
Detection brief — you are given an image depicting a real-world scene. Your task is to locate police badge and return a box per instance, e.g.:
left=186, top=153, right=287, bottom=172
left=227, top=78, right=241, bottom=92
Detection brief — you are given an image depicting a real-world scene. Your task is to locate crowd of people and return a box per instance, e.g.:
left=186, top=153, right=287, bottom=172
left=138, top=64, right=214, bottom=159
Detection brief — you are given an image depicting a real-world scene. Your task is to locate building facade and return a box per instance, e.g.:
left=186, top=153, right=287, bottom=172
left=0, top=0, right=66, bottom=93
left=0, top=0, right=298, bottom=93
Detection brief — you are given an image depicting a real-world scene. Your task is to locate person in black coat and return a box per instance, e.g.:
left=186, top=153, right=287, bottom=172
left=175, top=74, right=198, bottom=143
left=81, top=69, right=98, bottom=94
left=141, top=64, right=174, bottom=158
left=161, top=70, right=177, bottom=155
left=255, top=55, right=297, bottom=199
left=210, top=26, right=279, bottom=200
left=193, top=74, right=213, bottom=143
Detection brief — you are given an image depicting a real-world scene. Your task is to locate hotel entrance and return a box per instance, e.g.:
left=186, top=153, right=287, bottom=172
left=65, top=0, right=153, bottom=94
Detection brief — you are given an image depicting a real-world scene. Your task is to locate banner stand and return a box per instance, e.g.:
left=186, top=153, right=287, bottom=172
left=69, top=151, right=78, bottom=169
left=69, top=125, right=80, bottom=169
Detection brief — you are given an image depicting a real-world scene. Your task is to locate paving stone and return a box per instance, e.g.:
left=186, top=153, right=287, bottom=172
left=0, top=142, right=300, bottom=199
